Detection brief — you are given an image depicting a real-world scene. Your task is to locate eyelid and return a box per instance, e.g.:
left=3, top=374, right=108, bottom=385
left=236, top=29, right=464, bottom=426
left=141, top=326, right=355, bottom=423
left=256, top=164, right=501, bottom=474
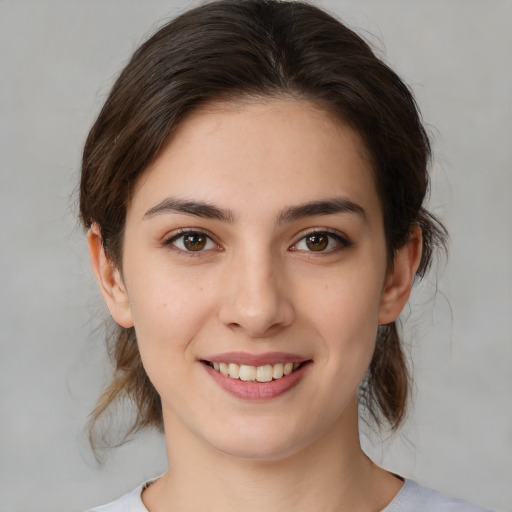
left=163, top=228, right=222, bottom=253
left=289, top=228, right=353, bottom=252
left=161, top=227, right=351, bottom=254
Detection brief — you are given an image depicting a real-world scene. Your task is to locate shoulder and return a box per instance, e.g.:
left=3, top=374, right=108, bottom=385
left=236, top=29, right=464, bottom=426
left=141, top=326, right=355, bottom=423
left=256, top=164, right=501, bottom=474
left=384, top=479, right=493, bottom=512
left=85, top=482, right=149, bottom=512
left=85, top=478, right=493, bottom=512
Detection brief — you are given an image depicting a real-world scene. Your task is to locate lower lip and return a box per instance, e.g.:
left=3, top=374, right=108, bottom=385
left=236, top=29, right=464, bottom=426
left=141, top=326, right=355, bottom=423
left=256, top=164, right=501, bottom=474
left=203, top=362, right=311, bottom=401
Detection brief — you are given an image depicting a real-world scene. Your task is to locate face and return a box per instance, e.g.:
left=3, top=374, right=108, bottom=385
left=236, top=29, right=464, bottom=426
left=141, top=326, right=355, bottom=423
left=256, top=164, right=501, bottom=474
left=90, top=98, right=419, bottom=461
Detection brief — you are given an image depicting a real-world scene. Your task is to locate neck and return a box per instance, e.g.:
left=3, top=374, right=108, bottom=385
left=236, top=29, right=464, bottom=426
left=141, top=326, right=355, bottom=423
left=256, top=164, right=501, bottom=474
left=143, top=398, right=402, bottom=512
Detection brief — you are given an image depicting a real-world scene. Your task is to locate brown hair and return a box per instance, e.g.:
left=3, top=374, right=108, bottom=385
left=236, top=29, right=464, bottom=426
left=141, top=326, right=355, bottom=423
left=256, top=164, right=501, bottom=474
left=80, top=0, right=447, bottom=448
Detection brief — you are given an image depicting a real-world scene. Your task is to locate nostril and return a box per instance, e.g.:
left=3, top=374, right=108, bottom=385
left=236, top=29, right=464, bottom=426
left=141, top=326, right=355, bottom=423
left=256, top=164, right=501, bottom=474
left=217, top=278, right=295, bottom=336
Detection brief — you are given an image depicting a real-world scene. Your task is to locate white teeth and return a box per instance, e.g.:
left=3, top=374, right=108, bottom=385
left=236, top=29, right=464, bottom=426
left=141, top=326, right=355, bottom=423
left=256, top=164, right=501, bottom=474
left=210, top=361, right=303, bottom=382
left=239, top=365, right=257, bottom=381
left=256, top=365, right=273, bottom=382
left=228, top=363, right=240, bottom=379
left=272, top=363, right=284, bottom=379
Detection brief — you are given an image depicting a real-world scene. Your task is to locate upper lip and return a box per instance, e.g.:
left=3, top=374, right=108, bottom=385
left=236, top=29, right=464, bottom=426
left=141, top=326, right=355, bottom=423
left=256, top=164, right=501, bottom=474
left=202, top=351, right=310, bottom=366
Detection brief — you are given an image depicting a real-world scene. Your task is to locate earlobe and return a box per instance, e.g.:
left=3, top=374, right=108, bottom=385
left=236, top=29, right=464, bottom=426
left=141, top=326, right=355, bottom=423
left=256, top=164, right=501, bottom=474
left=378, top=226, right=423, bottom=325
left=87, top=224, right=134, bottom=328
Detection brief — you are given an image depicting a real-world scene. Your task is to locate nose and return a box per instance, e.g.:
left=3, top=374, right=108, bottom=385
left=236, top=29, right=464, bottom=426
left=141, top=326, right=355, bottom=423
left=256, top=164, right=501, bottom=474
left=217, top=249, right=295, bottom=338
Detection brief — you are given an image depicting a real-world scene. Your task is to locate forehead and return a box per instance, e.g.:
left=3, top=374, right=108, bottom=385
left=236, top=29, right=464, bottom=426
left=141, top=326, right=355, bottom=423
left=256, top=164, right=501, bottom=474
left=129, top=98, right=381, bottom=223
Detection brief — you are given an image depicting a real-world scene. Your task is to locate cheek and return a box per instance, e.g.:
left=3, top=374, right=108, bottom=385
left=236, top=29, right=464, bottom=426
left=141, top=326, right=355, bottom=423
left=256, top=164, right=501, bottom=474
left=125, top=274, right=215, bottom=403
left=300, top=266, right=384, bottom=335
left=125, top=269, right=215, bottom=358
left=296, top=262, right=384, bottom=379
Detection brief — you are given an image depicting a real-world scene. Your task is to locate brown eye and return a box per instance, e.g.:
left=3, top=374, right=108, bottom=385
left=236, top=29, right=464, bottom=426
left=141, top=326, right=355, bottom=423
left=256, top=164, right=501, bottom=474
left=291, top=231, right=352, bottom=253
left=305, top=233, right=329, bottom=251
left=183, top=233, right=207, bottom=251
left=166, top=230, right=217, bottom=252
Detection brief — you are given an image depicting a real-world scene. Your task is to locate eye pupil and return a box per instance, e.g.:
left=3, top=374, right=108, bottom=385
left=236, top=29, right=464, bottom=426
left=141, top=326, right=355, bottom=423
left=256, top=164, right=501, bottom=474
left=184, top=233, right=207, bottom=251
left=306, top=234, right=328, bottom=251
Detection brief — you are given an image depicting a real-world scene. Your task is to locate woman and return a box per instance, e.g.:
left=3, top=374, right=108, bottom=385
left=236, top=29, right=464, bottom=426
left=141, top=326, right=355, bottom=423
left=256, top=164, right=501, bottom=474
left=80, top=1, right=491, bottom=510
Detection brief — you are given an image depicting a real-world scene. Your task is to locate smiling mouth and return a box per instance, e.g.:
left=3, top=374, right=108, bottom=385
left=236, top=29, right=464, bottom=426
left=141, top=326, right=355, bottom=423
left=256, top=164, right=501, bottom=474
left=202, top=361, right=308, bottom=383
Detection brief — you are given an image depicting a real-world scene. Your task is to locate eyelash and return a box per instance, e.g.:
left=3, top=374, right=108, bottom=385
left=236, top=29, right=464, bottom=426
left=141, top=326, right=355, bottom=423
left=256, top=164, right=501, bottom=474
left=163, top=229, right=220, bottom=255
left=290, top=229, right=353, bottom=254
left=164, top=228, right=352, bottom=255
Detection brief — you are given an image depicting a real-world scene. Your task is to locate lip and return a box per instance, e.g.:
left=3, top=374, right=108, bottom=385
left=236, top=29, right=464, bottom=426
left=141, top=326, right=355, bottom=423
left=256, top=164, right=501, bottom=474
left=202, top=351, right=309, bottom=366
left=202, top=357, right=312, bottom=401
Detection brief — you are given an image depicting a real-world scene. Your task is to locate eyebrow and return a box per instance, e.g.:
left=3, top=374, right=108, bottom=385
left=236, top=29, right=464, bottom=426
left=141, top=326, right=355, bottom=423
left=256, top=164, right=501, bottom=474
left=143, top=196, right=366, bottom=224
left=143, top=197, right=235, bottom=222
left=277, top=198, right=367, bottom=224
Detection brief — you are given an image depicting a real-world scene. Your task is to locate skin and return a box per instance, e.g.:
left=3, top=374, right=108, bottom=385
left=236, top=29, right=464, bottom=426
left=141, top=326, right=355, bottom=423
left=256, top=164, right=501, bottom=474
left=89, top=98, right=422, bottom=512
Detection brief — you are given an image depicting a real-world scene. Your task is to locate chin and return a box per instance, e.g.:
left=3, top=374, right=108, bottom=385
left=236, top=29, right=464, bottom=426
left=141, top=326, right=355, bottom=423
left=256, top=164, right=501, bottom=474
left=205, top=417, right=319, bottom=462
left=214, top=437, right=304, bottom=462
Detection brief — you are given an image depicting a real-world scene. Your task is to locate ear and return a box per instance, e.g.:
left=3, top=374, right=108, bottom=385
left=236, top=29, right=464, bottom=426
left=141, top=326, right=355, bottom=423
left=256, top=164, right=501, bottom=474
left=378, top=225, right=423, bottom=325
left=87, top=224, right=134, bottom=328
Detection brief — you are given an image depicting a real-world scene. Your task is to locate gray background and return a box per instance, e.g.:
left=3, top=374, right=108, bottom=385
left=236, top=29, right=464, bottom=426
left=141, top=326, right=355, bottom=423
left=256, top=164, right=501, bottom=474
left=1, top=0, right=511, bottom=511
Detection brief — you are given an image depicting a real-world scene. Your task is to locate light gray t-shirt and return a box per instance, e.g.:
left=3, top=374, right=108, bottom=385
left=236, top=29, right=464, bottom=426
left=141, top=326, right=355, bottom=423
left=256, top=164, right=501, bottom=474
left=86, top=479, right=492, bottom=512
